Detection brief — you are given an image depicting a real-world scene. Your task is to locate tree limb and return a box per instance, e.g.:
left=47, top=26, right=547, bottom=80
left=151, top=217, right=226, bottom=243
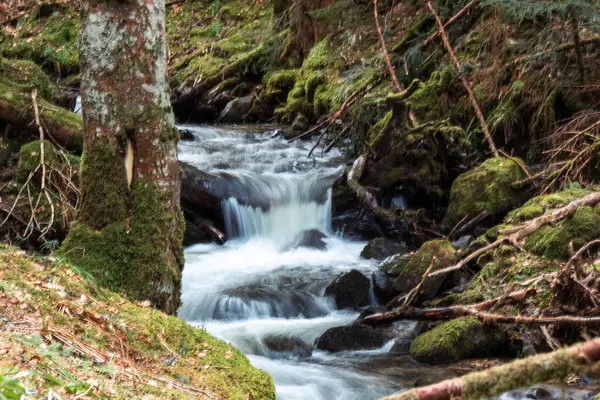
left=381, top=337, right=600, bottom=400
left=374, top=0, right=402, bottom=92
left=423, top=0, right=477, bottom=46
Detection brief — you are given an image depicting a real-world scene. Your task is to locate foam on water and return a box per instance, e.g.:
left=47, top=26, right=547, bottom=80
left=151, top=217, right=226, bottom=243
left=178, top=125, right=398, bottom=399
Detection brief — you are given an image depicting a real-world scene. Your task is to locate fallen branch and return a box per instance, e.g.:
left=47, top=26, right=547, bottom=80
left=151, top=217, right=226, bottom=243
left=427, top=1, right=499, bottom=157
left=363, top=289, right=531, bottom=326
left=381, top=337, right=600, bottom=400
left=374, top=0, right=402, bottom=92
left=423, top=0, right=477, bottom=46
left=364, top=304, right=600, bottom=327
left=429, top=191, right=600, bottom=279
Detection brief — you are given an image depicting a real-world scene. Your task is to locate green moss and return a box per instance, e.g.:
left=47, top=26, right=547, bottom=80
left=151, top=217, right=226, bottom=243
left=16, top=140, right=60, bottom=184
left=505, top=188, right=592, bottom=224
left=0, top=57, right=57, bottom=100
left=443, top=157, right=527, bottom=229
left=408, top=67, right=464, bottom=123
left=267, top=69, right=297, bottom=91
left=304, top=71, right=325, bottom=102
left=410, top=317, right=506, bottom=364
left=394, top=240, right=457, bottom=299
left=0, top=246, right=275, bottom=399
left=302, top=39, right=329, bottom=70
left=0, top=7, right=79, bottom=74
left=367, top=111, right=393, bottom=152
left=525, top=206, right=600, bottom=260
left=77, top=139, right=128, bottom=230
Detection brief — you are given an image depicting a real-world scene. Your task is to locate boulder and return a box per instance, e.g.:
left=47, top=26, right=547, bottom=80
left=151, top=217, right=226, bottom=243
left=451, top=235, right=473, bottom=251
left=372, top=270, right=396, bottom=302
left=283, top=229, right=328, bottom=251
left=316, top=325, right=389, bottom=352
left=409, top=316, right=506, bottom=364
left=360, top=237, right=408, bottom=260
left=378, top=253, right=411, bottom=276
left=179, top=129, right=195, bottom=141
left=393, top=240, right=457, bottom=301
left=324, top=270, right=370, bottom=310
left=218, top=95, right=254, bottom=123
left=264, top=335, right=312, bottom=358
left=443, top=157, right=528, bottom=230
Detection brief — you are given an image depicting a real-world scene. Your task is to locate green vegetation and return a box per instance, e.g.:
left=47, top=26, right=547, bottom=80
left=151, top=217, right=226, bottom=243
left=443, top=157, right=527, bottom=229
left=410, top=317, right=506, bottom=364
left=0, top=245, right=275, bottom=399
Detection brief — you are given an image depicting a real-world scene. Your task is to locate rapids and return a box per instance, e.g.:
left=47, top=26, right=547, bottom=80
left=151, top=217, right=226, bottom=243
left=177, top=125, right=401, bottom=399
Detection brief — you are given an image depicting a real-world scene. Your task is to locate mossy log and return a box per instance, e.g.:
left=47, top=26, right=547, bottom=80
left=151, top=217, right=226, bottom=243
left=0, top=78, right=82, bottom=152
left=347, top=154, right=395, bottom=223
left=382, top=337, right=600, bottom=400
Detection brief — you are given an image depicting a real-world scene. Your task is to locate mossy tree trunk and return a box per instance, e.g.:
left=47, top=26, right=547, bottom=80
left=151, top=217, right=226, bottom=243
left=62, top=0, right=184, bottom=314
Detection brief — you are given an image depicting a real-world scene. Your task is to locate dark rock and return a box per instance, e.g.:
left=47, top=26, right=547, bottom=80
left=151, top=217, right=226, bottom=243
left=316, top=325, right=389, bottom=352
left=218, top=95, right=254, bottom=123
left=282, top=229, right=328, bottom=251
left=451, top=235, right=473, bottom=250
left=179, top=129, right=195, bottom=141
left=361, top=237, right=408, bottom=260
left=325, top=270, right=370, bottom=310
left=389, top=339, right=412, bottom=355
left=525, top=387, right=553, bottom=400
left=207, top=92, right=235, bottom=111
left=372, top=271, right=396, bottom=302
left=290, top=114, right=309, bottom=137
left=264, top=335, right=312, bottom=358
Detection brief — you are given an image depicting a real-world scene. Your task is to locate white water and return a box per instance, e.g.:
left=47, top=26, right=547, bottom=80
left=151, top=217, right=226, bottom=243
left=178, top=125, right=400, bottom=399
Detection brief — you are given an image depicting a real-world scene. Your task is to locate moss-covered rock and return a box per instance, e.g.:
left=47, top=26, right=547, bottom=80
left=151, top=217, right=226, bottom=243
left=443, top=157, right=528, bottom=229
left=394, top=240, right=457, bottom=300
left=16, top=140, right=61, bottom=184
left=505, top=188, right=592, bottom=223
left=410, top=316, right=506, bottom=364
left=360, top=237, right=408, bottom=260
left=525, top=206, right=600, bottom=260
left=0, top=57, right=57, bottom=100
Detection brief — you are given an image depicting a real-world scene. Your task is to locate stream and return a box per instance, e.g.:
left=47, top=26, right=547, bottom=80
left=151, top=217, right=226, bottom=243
left=176, top=125, right=405, bottom=399
left=174, top=125, right=593, bottom=400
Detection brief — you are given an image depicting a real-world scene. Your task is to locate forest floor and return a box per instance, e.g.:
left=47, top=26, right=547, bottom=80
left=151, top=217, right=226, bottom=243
left=0, top=245, right=274, bottom=399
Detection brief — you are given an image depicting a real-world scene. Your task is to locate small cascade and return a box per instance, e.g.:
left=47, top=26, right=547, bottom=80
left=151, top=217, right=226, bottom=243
left=178, top=125, right=400, bottom=400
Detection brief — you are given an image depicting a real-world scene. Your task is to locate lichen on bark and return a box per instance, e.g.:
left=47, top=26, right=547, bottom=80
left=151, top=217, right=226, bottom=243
left=61, top=0, right=183, bottom=314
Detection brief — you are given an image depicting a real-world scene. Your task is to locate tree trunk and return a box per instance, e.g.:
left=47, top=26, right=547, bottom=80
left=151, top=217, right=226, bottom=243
left=61, top=0, right=183, bottom=314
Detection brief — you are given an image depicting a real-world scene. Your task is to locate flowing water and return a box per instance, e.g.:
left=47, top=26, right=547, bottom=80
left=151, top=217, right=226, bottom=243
left=177, top=125, right=406, bottom=399
left=175, top=125, right=597, bottom=400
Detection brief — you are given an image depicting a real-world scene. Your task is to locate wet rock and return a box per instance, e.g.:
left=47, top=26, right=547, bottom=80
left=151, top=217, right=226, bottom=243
left=264, top=335, right=312, bottom=358
left=409, top=316, right=507, bottom=364
left=208, top=92, right=235, bottom=111
left=361, top=237, right=408, bottom=260
left=378, top=253, right=411, bottom=276
left=316, top=325, right=389, bottom=352
left=325, top=270, right=370, bottom=310
left=525, top=387, right=553, bottom=400
left=290, top=113, right=309, bottom=137
left=283, top=229, right=328, bottom=251
left=451, top=235, right=473, bottom=251
left=372, top=271, right=396, bottom=302
left=218, top=95, right=254, bottom=123
left=394, top=240, right=457, bottom=302
left=179, top=129, right=195, bottom=141
left=389, top=339, right=412, bottom=355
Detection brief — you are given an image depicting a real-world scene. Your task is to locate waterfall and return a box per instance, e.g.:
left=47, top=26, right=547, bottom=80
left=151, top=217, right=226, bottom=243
left=177, top=125, right=400, bottom=400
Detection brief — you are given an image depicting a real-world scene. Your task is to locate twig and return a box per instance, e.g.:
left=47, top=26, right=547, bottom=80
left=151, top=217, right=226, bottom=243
left=423, top=0, right=477, bottom=46
left=399, top=257, right=437, bottom=310
left=374, top=0, right=402, bottom=92
left=427, top=1, right=499, bottom=157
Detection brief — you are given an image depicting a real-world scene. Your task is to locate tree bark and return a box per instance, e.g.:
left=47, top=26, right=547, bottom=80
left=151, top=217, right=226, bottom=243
left=62, top=0, right=183, bottom=313
left=382, top=337, right=600, bottom=400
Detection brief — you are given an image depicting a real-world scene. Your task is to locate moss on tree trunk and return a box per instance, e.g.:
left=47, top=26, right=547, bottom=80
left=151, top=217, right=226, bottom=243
left=61, top=0, right=183, bottom=314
